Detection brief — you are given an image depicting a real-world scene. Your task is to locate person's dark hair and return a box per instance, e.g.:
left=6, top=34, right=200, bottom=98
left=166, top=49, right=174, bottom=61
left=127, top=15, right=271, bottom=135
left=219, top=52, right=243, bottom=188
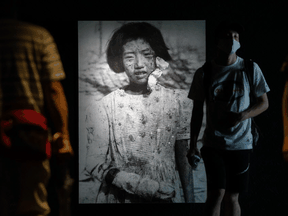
left=214, top=20, right=245, bottom=44
left=106, top=22, right=172, bottom=73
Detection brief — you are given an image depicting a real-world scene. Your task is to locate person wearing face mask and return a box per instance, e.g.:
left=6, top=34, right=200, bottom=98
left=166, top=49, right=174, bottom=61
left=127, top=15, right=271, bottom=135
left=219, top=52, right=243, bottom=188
left=186, top=21, right=270, bottom=216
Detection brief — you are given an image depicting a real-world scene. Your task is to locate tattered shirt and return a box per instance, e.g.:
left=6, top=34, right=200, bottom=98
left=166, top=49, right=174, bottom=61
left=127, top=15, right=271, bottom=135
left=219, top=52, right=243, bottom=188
left=84, top=84, right=191, bottom=203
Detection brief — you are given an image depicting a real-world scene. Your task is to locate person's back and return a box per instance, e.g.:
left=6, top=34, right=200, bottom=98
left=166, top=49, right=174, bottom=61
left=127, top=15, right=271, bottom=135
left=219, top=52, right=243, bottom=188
left=0, top=9, right=73, bottom=216
left=0, top=19, right=64, bottom=114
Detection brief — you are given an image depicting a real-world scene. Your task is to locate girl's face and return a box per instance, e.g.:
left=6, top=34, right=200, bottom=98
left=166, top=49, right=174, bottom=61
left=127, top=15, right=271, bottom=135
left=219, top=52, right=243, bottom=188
left=122, top=38, right=156, bottom=85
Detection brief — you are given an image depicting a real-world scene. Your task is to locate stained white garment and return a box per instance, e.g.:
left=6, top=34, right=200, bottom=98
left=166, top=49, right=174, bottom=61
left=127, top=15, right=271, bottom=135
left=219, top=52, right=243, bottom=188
left=84, top=84, right=192, bottom=203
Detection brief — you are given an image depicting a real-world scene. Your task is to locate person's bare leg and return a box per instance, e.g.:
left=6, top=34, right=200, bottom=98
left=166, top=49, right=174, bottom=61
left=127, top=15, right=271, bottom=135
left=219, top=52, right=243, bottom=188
left=223, top=192, right=240, bottom=216
left=204, top=189, right=225, bottom=216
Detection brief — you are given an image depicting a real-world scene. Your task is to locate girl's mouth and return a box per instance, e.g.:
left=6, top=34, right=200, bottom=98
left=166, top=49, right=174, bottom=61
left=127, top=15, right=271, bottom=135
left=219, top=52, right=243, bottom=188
left=134, top=71, right=148, bottom=79
left=135, top=71, right=147, bottom=75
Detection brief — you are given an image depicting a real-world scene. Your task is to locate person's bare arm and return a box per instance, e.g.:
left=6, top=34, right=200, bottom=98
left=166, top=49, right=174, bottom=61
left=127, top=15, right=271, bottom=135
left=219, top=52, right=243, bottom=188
left=241, top=93, right=269, bottom=120
left=187, top=100, right=204, bottom=161
left=42, top=80, right=73, bottom=156
left=223, top=93, right=269, bottom=128
left=175, top=139, right=194, bottom=203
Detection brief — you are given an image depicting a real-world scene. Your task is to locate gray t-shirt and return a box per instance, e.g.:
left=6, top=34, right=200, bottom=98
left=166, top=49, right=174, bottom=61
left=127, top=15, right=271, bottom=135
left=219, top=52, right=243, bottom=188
left=188, top=56, right=270, bottom=150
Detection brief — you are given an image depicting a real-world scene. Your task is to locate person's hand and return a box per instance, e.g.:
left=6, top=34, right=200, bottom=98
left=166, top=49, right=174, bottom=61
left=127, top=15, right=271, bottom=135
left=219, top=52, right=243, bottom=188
left=52, top=132, right=74, bottom=163
left=226, top=111, right=243, bottom=127
left=154, top=181, right=175, bottom=200
left=283, top=136, right=288, bottom=162
left=112, top=171, right=175, bottom=201
left=186, top=147, right=201, bottom=168
left=218, top=111, right=244, bottom=128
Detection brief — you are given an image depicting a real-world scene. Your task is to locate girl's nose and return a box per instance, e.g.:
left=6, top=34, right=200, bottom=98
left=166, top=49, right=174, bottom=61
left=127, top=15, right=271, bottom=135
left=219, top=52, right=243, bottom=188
left=135, top=54, right=145, bottom=68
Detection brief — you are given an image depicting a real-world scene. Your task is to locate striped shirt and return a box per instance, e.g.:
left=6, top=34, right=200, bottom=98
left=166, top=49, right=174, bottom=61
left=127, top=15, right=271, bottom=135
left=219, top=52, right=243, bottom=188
left=0, top=19, right=66, bottom=115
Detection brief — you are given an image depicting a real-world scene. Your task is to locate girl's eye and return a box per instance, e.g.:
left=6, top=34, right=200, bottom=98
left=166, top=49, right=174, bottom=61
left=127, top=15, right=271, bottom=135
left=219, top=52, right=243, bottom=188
left=124, top=55, right=134, bottom=58
left=124, top=56, right=134, bottom=61
left=144, top=53, right=153, bottom=58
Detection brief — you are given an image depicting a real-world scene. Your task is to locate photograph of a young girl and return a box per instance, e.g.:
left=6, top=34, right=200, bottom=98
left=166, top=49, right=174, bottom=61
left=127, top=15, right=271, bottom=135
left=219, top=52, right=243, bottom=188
left=78, top=20, right=206, bottom=203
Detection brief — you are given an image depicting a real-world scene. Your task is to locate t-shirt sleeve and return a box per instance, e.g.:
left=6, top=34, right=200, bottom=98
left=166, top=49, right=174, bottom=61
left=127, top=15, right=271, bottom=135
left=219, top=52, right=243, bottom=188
left=253, top=62, right=270, bottom=97
left=41, top=29, right=66, bottom=81
left=187, top=68, right=205, bottom=101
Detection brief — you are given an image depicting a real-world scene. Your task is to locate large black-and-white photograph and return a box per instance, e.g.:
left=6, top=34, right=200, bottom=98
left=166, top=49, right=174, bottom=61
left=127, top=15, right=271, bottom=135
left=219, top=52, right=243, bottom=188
left=78, top=20, right=206, bottom=203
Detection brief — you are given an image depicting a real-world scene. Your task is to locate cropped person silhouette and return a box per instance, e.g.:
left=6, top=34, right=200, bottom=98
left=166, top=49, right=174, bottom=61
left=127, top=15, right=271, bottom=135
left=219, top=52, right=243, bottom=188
left=81, top=22, right=194, bottom=203
left=0, top=1, right=73, bottom=215
left=281, top=55, right=288, bottom=162
left=187, top=21, right=270, bottom=216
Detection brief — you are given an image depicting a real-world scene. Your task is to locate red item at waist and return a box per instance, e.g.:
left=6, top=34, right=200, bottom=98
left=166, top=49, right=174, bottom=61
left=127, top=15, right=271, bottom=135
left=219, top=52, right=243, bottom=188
left=0, top=109, right=51, bottom=159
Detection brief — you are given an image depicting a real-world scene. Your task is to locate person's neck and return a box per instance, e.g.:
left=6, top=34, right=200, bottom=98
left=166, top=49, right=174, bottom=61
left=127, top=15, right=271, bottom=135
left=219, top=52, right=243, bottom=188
left=125, top=82, right=151, bottom=95
left=215, top=51, right=237, bottom=66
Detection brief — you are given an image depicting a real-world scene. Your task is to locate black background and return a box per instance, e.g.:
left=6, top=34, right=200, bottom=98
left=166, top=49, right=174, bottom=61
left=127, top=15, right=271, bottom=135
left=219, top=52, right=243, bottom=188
left=17, top=1, right=288, bottom=215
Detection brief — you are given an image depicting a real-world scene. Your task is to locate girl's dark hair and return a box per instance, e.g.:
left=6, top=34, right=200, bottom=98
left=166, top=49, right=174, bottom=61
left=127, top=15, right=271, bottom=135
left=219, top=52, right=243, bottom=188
left=106, top=22, right=172, bottom=73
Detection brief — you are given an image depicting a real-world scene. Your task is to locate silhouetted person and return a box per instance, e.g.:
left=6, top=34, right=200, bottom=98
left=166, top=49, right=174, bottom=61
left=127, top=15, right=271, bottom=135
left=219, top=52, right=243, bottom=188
left=187, top=21, right=270, bottom=216
left=281, top=55, right=288, bottom=161
left=0, top=1, right=73, bottom=215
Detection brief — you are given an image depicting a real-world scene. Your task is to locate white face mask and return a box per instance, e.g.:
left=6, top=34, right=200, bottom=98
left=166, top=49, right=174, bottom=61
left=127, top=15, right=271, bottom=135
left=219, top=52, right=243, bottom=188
left=231, top=39, right=241, bottom=54
left=218, top=39, right=241, bottom=55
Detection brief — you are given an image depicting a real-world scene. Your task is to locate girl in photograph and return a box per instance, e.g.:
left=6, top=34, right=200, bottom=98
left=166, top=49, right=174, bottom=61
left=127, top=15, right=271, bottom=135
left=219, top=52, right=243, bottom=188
left=82, top=22, right=192, bottom=203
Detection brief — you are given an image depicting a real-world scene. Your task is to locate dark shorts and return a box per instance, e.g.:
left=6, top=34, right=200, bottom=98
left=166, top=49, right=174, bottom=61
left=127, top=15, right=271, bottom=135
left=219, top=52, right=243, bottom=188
left=201, top=146, right=251, bottom=193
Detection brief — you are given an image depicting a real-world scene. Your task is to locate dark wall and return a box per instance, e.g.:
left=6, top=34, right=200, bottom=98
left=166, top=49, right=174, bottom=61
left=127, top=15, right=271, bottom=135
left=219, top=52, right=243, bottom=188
left=18, top=1, right=288, bottom=216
